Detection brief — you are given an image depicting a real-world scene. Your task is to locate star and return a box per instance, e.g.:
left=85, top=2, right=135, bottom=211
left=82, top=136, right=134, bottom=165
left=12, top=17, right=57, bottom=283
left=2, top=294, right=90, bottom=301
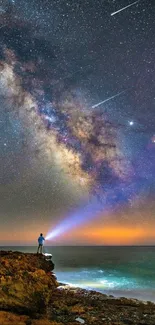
left=129, top=121, right=134, bottom=126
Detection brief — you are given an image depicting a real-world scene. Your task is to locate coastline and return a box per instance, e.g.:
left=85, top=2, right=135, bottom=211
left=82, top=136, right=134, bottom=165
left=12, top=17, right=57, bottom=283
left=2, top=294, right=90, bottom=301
left=0, top=251, right=155, bottom=325
left=58, top=281, right=155, bottom=304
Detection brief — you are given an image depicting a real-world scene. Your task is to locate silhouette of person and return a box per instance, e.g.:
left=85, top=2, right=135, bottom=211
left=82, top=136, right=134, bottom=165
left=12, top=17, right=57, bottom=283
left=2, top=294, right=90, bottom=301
left=37, top=233, right=45, bottom=254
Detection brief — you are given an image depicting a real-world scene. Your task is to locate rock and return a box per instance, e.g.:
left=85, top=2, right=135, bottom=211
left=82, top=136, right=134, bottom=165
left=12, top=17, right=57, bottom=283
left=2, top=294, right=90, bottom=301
left=0, top=251, right=58, bottom=315
left=75, top=317, right=85, bottom=324
left=0, top=311, right=63, bottom=325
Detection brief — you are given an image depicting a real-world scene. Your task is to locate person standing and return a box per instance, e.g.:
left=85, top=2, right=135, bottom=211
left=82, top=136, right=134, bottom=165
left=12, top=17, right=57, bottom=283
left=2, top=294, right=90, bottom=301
left=37, top=233, right=45, bottom=254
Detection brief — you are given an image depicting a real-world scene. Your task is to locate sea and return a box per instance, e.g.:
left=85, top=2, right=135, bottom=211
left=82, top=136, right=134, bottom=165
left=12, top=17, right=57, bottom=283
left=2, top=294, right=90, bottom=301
left=1, top=246, right=155, bottom=303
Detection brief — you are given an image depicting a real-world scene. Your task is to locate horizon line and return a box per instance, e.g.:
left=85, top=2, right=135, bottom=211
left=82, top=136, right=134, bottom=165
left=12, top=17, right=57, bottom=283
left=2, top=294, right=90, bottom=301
left=0, top=245, right=155, bottom=247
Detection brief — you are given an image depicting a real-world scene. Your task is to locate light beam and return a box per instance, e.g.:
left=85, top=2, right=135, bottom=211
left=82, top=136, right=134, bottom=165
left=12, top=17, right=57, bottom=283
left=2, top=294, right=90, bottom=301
left=45, top=197, right=103, bottom=240
left=45, top=181, right=141, bottom=241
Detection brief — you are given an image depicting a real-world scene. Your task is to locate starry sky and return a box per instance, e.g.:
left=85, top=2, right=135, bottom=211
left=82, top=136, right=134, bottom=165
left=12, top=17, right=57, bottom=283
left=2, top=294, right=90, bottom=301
left=0, top=0, right=155, bottom=245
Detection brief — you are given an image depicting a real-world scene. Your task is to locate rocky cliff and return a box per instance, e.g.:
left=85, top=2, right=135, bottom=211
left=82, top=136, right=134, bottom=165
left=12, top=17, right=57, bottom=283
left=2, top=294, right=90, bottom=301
left=0, top=251, right=155, bottom=325
left=0, top=251, right=57, bottom=318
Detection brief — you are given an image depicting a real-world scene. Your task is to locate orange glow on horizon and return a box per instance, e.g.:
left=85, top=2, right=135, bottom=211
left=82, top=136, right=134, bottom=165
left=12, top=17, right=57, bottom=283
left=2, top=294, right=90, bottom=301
left=81, top=227, right=147, bottom=245
left=53, top=225, right=155, bottom=245
left=1, top=224, right=155, bottom=245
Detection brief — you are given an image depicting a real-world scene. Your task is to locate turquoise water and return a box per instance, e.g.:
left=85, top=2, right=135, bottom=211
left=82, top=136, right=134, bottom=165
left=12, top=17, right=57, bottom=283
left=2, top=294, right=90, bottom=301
left=1, top=246, right=155, bottom=302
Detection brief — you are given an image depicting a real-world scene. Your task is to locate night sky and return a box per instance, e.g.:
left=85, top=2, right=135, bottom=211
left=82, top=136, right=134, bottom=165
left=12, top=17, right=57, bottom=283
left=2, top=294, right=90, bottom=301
left=0, top=0, right=155, bottom=245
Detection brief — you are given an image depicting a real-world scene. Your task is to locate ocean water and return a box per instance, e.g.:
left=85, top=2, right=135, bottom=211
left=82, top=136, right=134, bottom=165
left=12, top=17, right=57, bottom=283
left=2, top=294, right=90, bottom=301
left=1, top=246, right=155, bottom=302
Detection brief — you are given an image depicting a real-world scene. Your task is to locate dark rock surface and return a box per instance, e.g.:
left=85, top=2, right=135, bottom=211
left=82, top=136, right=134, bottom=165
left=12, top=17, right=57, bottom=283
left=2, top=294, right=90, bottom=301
left=0, top=251, right=155, bottom=325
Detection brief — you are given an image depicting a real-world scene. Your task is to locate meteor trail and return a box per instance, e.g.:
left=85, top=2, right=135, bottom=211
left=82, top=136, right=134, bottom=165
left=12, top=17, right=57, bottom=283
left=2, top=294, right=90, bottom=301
left=111, top=1, right=140, bottom=16
left=92, top=89, right=127, bottom=109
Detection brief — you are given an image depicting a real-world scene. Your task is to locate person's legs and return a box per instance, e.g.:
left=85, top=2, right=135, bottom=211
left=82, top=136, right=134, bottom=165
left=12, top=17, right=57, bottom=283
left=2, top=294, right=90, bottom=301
left=37, top=244, right=42, bottom=254
left=40, top=244, right=43, bottom=254
left=37, top=244, right=40, bottom=254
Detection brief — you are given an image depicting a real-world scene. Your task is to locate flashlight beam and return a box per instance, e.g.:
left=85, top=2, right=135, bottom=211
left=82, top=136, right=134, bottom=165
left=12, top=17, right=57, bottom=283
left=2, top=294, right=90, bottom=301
left=45, top=198, right=103, bottom=241
left=46, top=180, right=140, bottom=241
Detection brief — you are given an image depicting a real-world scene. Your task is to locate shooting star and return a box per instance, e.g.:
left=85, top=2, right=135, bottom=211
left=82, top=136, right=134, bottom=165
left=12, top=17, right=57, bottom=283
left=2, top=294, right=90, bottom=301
left=92, top=89, right=127, bottom=109
left=111, top=1, right=140, bottom=16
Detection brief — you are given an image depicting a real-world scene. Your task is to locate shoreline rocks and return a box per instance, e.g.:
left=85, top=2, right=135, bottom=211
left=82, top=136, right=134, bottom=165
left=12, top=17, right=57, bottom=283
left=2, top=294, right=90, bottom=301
left=0, top=251, right=155, bottom=325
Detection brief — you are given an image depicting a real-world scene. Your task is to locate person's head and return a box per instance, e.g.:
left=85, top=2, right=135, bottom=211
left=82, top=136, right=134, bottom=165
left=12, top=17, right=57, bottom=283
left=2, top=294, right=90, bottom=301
left=40, top=233, right=43, bottom=236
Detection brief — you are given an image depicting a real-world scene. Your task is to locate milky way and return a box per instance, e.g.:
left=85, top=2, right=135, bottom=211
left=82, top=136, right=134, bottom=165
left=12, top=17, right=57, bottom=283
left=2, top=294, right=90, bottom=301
left=0, top=6, right=152, bottom=201
left=0, top=49, right=128, bottom=198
